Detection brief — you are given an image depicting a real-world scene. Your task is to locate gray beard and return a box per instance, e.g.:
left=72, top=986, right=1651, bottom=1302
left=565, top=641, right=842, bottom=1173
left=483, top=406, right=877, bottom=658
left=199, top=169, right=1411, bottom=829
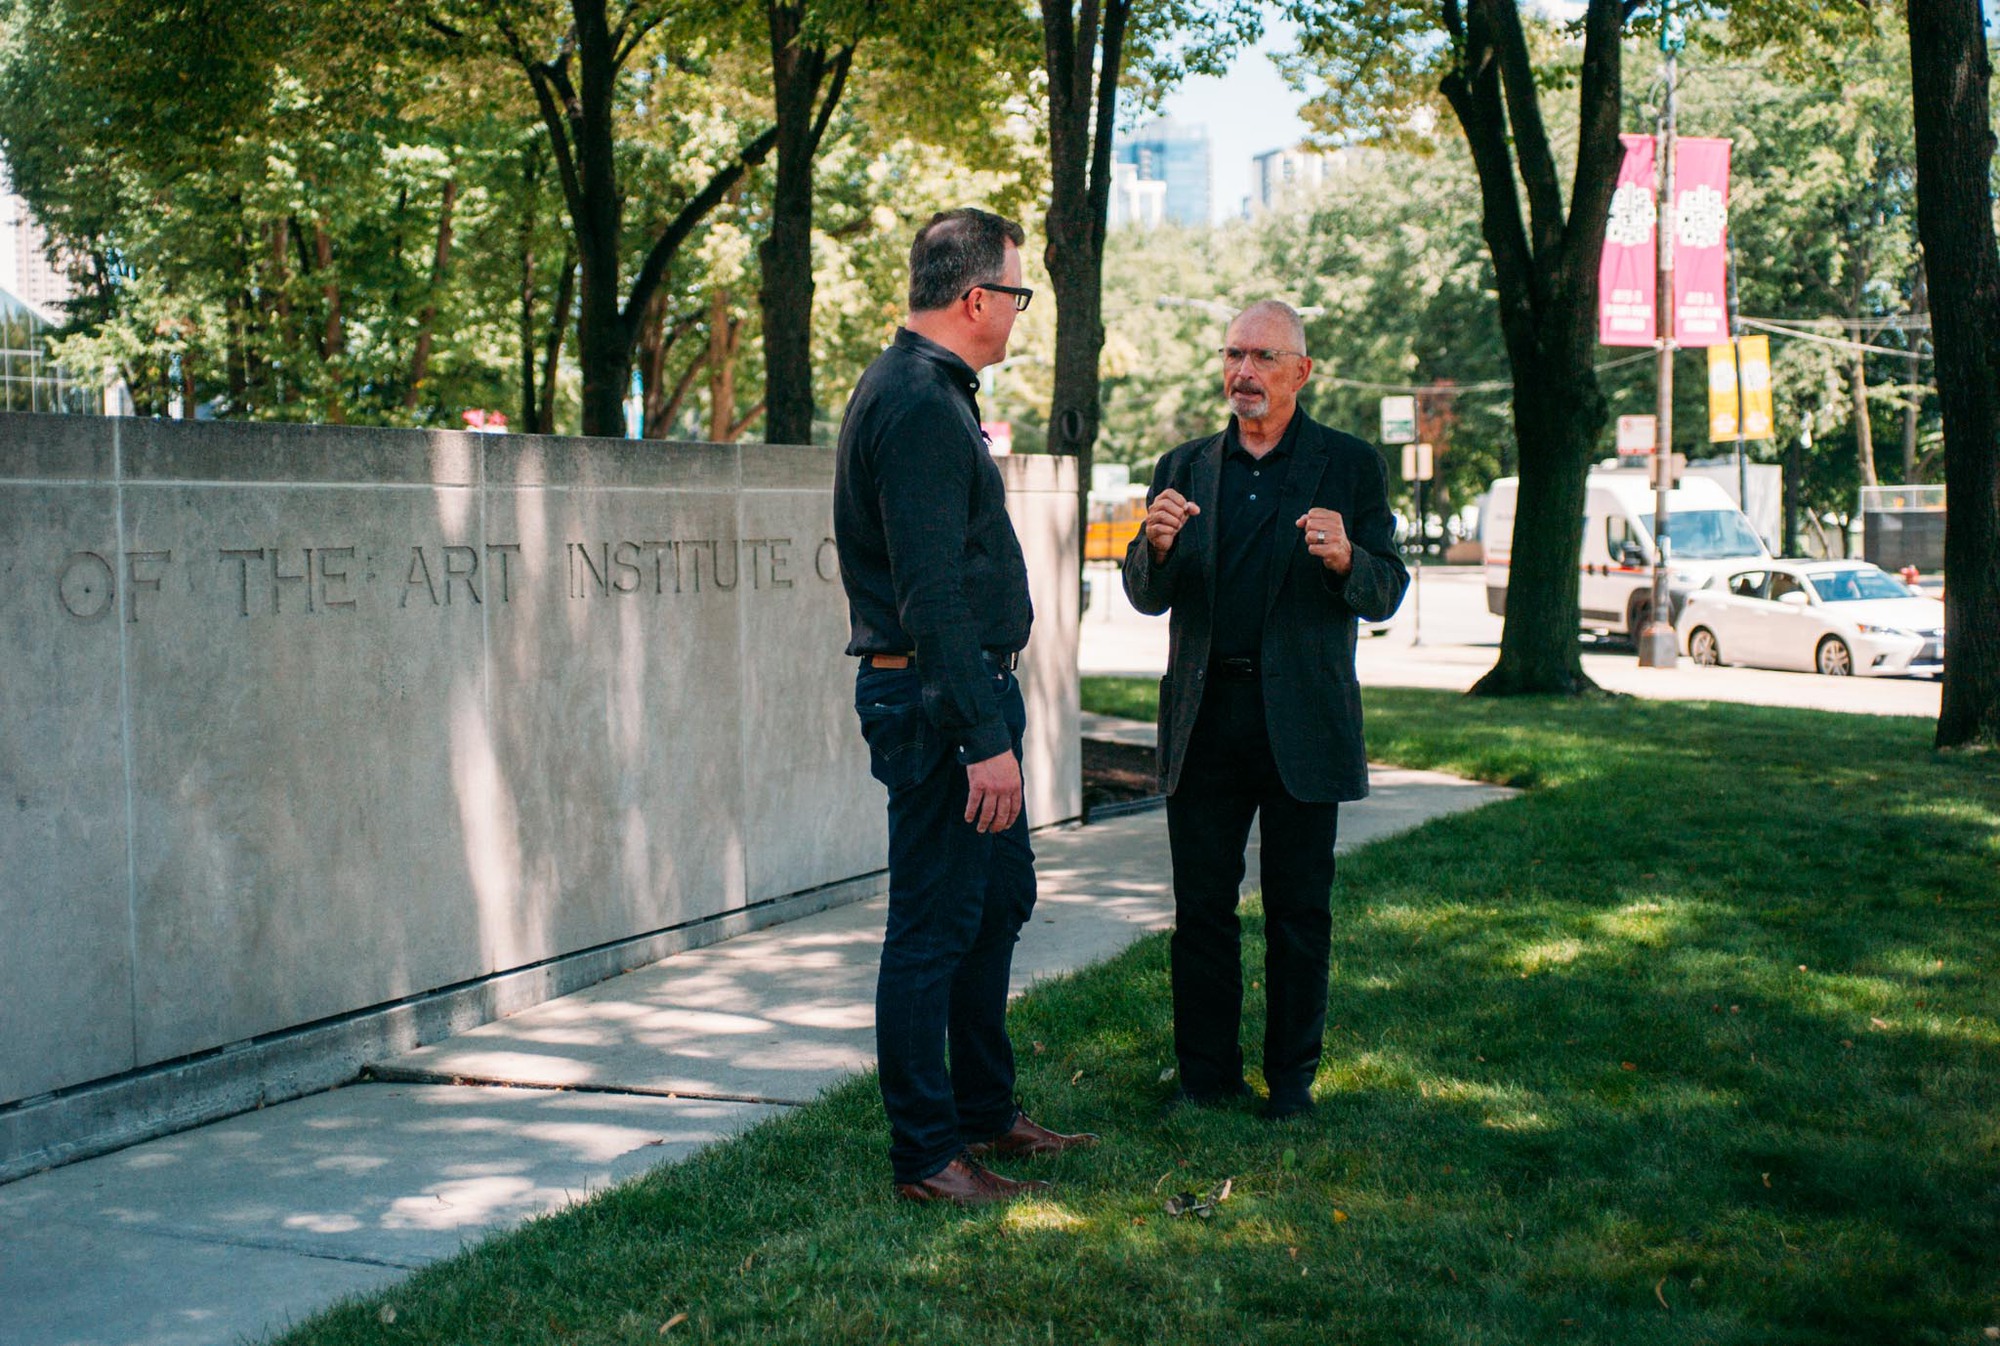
left=1229, top=391, right=1269, bottom=420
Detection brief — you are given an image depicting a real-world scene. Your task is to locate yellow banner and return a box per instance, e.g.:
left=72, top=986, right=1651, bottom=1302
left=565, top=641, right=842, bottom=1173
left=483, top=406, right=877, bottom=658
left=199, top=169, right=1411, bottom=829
left=1708, top=336, right=1774, bottom=441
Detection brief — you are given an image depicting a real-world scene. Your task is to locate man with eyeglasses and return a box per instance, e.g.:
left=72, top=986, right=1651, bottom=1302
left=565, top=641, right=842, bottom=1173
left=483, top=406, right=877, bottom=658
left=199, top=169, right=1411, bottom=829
left=1123, top=299, right=1408, bottom=1120
left=835, top=207, right=1097, bottom=1206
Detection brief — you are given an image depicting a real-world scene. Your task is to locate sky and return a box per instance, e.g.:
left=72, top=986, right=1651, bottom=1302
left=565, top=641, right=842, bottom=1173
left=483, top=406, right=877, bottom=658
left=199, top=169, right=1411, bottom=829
left=1158, top=12, right=1313, bottom=225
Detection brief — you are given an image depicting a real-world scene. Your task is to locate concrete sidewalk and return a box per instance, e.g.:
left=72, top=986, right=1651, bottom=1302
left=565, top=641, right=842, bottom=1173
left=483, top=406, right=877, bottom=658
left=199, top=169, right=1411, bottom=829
left=1, top=747, right=1514, bottom=1346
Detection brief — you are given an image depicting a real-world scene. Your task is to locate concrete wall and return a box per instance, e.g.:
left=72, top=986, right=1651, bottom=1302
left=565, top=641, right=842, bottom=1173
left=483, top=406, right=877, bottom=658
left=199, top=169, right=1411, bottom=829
left=0, top=414, right=1077, bottom=1150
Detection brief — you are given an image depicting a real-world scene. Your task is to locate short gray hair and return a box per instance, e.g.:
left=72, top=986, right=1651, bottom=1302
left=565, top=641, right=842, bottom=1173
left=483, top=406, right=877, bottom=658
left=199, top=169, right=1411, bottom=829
left=908, top=208, right=1026, bottom=313
left=1230, top=300, right=1309, bottom=357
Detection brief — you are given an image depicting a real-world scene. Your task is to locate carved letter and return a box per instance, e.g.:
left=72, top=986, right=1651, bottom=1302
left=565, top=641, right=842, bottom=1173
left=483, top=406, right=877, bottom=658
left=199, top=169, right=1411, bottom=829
left=575, top=542, right=610, bottom=598
left=815, top=537, right=839, bottom=583
left=219, top=549, right=264, bottom=617
left=611, top=541, right=641, bottom=594
left=271, top=548, right=311, bottom=614
left=442, top=545, right=481, bottom=604
left=123, top=550, right=170, bottom=623
left=485, top=544, right=520, bottom=603
left=58, top=551, right=116, bottom=621
left=402, top=547, right=440, bottom=608
left=768, top=537, right=794, bottom=589
left=710, top=537, right=739, bottom=591
left=318, top=547, right=357, bottom=610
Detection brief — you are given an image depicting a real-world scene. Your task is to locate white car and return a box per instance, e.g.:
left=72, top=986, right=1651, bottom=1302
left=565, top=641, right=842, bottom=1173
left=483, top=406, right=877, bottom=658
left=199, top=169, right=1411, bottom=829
left=1676, top=560, right=1944, bottom=677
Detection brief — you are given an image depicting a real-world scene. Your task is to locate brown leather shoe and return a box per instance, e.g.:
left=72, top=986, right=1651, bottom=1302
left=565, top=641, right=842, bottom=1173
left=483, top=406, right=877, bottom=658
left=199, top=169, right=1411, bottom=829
left=895, top=1156, right=1052, bottom=1206
left=964, top=1113, right=1100, bottom=1159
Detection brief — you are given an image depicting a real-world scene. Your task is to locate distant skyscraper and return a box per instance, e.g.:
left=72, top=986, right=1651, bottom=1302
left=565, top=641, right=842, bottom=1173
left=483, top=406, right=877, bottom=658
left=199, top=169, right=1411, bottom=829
left=1109, top=162, right=1168, bottom=231
left=0, top=158, right=73, bottom=321
left=1247, top=145, right=1347, bottom=215
left=1114, top=118, right=1212, bottom=228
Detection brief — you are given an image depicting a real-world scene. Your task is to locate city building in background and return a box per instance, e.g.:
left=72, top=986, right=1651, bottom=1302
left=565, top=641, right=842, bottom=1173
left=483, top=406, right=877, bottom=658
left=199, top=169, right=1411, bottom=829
left=1113, top=118, right=1211, bottom=228
left=0, top=287, right=89, bottom=413
left=1, top=160, right=90, bottom=412
left=1108, top=161, right=1168, bottom=231
left=1246, top=144, right=1349, bottom=215
left=2, top=164, right=74, bottom=320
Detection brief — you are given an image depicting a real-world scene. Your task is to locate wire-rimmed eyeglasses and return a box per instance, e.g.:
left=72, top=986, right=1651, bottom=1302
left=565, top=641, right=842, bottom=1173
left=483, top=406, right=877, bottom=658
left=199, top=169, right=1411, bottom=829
left=1218, top=346, right=1305, bottom=369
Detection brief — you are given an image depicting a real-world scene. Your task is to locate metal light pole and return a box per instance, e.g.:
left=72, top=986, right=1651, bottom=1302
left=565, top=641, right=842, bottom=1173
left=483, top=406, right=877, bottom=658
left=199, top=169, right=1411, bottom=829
left=1727, top=231, right=1748, bottom=511
left=1638, top=4, right=1682, bottom=668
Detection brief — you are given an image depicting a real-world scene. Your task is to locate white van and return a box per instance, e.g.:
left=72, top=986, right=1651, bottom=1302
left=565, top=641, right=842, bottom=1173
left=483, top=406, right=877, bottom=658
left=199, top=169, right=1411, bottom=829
left=1483, top=467, right=1770, bottom=638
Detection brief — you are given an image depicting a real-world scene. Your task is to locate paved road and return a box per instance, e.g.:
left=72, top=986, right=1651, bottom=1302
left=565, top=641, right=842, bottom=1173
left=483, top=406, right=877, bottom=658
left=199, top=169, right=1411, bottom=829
left=1082, top=562, right=1943, bottom=720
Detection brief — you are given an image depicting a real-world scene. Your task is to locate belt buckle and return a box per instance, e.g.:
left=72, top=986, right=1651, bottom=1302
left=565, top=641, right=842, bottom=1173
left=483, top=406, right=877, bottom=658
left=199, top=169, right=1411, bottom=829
left=1220, top=656, right=1255, bottom=678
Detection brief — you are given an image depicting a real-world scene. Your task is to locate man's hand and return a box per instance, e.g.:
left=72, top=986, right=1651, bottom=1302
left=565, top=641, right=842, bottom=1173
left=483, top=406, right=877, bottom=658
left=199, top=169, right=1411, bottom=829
left=1297, top=508, right=1353, bottom=575
left=965, top=749, right=1022, bottom=834
left=1144, top=488, right=1201, bottom=563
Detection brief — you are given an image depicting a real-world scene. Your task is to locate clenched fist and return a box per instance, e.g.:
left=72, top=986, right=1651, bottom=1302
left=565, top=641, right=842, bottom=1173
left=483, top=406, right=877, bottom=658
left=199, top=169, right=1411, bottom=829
left=1296, top=508, right=1352, bottom=575
left=1145, top=488, right=1202, bottom=563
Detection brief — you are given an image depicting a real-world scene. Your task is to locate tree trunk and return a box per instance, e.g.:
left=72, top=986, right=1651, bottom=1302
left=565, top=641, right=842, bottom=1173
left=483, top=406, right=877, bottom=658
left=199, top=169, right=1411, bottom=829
left=1905, top=263, right=1928, bottom=480
left=1442, top=0, right=1624, bottom=696
left=758, top=4, right=855, bottom=447
left=519, top=151, right=540, bottom=433
left=1042, top=0, right=1130, bottom=544
left=1908, top=0, right=2000, bottom=748
left=313, top=220, right=344, bottom=424
left=538, top=251, right=576, bottom=436
left=405, top=177, right=457, bottom=410
left=709, top=281, right=740, bottom=442
left=1851, top=258, right=1877, bottom=486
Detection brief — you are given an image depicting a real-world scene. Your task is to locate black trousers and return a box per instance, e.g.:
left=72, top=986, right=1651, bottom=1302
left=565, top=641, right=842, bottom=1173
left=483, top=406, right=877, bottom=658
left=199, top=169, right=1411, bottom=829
left=1165, top=675, right=1340, bottom=1099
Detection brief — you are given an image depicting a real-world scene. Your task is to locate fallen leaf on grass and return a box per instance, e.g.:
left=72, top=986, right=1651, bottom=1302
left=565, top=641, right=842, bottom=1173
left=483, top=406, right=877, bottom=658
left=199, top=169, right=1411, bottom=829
left=1870, top=1017, right=1889, bottom=1030
left=1069, top=1070, right=1084, bottom=1085
left=377, top=1306, right=397, bottom=1326
left=1761, top=1172, right=1772, bottom=1188
left=659, top=1313, right=689, bottom=1334
left=1621, top=1062, right=1638, bottom=1072
left=1033, top=1041, right=1045, bottom=1055
left=1159, top=1067, right=1177, bottom=1083
left=1655, top=1278, right=1670, bottom=1311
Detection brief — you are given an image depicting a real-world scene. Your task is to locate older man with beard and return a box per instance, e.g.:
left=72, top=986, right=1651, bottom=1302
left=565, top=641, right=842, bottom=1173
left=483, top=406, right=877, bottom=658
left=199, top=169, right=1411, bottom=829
left=1122, top=299, right=1409, bottom=1120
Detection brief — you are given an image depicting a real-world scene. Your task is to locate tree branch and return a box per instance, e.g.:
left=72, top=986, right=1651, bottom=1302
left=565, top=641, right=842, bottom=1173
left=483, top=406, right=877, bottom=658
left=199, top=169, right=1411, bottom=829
left=1481, top=0, right=1564, bottom=259
left=1557, top=0, right=1629, bottom=306
left=807, top=44, right=855, bottom=158
left=727, top=399, right=766, bottom=440
left=619, top=125, right=780, bottom=342
left=1439, top=2, right=1535, bottom=344
left=1085, top=0, right=1130, bottom=259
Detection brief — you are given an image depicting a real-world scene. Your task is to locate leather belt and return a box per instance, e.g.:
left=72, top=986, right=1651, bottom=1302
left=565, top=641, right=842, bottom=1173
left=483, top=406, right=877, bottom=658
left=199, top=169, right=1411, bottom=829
left=863, top=650, right=1021, bottom=672
left=1211, top=656, right=1260, bottom=679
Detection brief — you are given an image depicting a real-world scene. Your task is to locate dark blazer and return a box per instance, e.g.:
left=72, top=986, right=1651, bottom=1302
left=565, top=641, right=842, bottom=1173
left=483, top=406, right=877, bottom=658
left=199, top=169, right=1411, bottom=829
left=1122, top=412, right=1409, bottom=803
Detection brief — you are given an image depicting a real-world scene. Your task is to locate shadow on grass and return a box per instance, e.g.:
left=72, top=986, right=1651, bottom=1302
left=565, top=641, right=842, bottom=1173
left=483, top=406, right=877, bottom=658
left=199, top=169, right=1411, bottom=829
left=278, top=692, right=2000, bottom=1346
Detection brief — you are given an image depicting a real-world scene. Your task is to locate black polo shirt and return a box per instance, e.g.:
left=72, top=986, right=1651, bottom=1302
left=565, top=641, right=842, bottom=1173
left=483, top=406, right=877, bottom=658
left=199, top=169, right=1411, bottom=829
left=1211, top=410, right=1304, bottom=661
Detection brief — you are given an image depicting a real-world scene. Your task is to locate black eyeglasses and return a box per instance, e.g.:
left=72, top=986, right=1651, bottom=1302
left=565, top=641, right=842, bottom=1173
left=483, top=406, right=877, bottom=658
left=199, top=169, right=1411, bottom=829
left=963, top=282, right=1034, bottom=312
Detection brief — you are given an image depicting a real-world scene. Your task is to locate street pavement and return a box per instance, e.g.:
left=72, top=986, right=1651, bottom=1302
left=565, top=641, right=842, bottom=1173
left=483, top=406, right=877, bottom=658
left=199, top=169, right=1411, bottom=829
left=1, top=738, right=1513, bottom=1346
left=1083, top=561, right=1943, bottom=720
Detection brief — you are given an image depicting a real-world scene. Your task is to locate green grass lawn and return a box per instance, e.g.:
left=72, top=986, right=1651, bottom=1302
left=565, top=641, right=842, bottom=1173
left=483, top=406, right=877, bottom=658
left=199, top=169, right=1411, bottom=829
left=278, top=687, right=1999, bottom=1345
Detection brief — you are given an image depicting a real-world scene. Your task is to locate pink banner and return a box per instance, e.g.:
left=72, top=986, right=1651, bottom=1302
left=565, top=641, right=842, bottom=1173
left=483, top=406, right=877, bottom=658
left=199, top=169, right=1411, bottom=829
left=1599, top=134, right=1658, bottom=346
left=1672, top=137, right=1732, bottom=347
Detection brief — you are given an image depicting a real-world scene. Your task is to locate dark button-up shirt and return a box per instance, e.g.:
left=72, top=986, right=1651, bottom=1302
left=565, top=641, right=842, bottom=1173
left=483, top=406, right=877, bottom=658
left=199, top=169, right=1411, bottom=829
left=834, top=328, right=1032, bottom=764
left=1211, top=410, right=1303, bottom=660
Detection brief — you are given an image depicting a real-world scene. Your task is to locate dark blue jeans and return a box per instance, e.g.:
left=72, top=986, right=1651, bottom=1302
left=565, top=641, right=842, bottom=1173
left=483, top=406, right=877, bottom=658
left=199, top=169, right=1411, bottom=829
left=855, top=661, right=1036, bottom=1184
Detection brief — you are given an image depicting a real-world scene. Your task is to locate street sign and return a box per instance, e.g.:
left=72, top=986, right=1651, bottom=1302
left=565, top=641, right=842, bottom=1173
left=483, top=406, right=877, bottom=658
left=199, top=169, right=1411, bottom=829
left=1617, top=414, right=1657, bottom=452
left=1401, top=442, right=1434, bottom=481
left=1380, top=395, right=1417, bottom=445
